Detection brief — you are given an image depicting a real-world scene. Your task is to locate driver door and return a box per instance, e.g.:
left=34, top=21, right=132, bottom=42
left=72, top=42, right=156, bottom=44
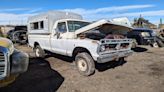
left=51, top=21, right=68, bottom=55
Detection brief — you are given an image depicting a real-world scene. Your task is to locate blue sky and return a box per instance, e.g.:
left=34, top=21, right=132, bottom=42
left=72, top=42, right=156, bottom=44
left=0, top=0, right=164, bottom=25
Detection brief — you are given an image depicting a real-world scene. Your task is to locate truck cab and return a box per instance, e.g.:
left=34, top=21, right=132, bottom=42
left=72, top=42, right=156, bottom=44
left=28, top=11, right=133, bottom=76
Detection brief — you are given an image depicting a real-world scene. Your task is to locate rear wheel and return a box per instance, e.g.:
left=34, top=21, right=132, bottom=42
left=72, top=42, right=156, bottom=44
left=118, top=57, right=125, bottom=65
left=34, top=45, right=45, bottom=58
left=131, top=40, right=137, bottom=48
left=156, top=37, right=164, bottom=47
left=75, top=52, right=95, bottom=76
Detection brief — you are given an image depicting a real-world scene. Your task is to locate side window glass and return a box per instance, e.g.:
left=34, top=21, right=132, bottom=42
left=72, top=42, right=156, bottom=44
left=33, top=22, right=39, bottom=29
left=57, top=22, right=67, bottom=33
left=30, top=21, right=44, bottom=30
left=40, top=21, right=44, bottom=29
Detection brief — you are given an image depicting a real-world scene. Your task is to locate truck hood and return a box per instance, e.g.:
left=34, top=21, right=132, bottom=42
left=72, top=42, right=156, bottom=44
left=75, top=19, right=133, bottom=35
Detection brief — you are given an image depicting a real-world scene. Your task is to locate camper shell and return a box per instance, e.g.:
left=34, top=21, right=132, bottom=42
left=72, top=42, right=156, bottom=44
left=28, top=11, right=82, bottom=34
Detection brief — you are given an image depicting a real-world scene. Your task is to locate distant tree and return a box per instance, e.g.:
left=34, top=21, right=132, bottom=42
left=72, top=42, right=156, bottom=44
left=133, top=18, right=137, bottom=23
left=160, top=18, right=163, bottom=24
left=0, top=27, right=4, bottom=37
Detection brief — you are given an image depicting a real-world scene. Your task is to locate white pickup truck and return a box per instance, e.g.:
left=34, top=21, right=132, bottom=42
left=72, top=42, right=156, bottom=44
left=28, top=11, right=133, bottom=76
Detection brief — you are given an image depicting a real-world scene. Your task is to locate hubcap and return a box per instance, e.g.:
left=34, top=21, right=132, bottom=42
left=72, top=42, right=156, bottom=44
left=153, top=42, right=159, bottom=48
left=35, top=48, right=40, bottom=57
left=77, top=59, right=87, bottom=72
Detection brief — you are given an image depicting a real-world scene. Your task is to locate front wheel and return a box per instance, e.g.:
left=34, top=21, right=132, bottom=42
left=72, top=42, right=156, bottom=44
left=118, top=57, right=124, bottom=64
left=34, top=45, right=45, bottom=58
left=152, top=42, right=159, bottom=48
left=75, top=52, right=95, bottom=76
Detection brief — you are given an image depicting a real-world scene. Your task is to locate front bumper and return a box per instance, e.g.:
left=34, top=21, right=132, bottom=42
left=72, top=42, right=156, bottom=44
left=97, top=50, right=133, bottom=63
left=142, top=37, right=155, bottom=45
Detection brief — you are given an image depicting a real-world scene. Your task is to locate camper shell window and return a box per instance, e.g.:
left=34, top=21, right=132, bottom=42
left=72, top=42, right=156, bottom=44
left=33, top=22, right=39, bottom=29
left=30, top=21, right=44, bottom=30
left=40, top=21, right=44, bottom=29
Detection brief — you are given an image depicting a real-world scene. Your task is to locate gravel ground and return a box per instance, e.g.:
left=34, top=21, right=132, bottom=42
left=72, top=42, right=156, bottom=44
left=2, top=45, right=164, bottom=92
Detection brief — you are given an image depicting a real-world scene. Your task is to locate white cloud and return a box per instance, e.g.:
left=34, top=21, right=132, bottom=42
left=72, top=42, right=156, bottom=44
left=0, top=8, right=31, bottom=12
left=0, top=8, right=42, bottom=25
left=61, top=4, right=164, bottom=24
left=114, top=10, right=164, bottom=17
left=0, top=4, right=163, bottom=25
left=25, top=8, right=43, bottom=13
left=0, top=8, right=43, bottom=13
left=0, top=13, right=36, bottom=25
left=78, top=10, right=164, bottom=20
left=62, top=4, right=155, bottom=15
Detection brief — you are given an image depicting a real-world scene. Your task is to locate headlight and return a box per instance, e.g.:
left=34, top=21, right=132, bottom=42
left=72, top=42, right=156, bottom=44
left=0, top=37, right=14, bottom=55
left=141, top=32, right=150, bottom=37
left=100, top=45, right=106, bottom=52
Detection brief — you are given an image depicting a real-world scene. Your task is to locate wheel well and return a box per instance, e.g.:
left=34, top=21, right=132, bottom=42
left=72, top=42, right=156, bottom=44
left=73, top=47, right=91, bottom=59
left=34, top=42, right=39, bottom=47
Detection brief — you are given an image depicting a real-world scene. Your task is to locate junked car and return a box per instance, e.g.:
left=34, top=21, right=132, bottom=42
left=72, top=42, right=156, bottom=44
left=0, top=37, right=29, bottom=87
left=28, top=11, right=133, bottom=76
left=7, top=26, right=28, bottom=44
left=127, top=28, right=158, bottom=47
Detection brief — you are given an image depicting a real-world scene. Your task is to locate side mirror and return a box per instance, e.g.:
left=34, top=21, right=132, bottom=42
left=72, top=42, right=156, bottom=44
left=56, top=32, right=60, bottom=39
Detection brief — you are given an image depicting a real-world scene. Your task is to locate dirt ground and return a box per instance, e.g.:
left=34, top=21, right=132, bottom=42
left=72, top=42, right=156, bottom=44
left=1, top=44, right=164, bottom=92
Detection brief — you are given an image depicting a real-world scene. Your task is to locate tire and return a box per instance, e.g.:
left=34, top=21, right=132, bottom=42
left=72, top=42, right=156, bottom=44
left=118, top=57, right=124, bottom=65
left=75, top=52, right=95, bottom=76
left=152, top=42, right=159, bottom=48
left=131, top=40, right=137, bottom=49
left=0, top=75, right=18, bottom=87
left=34, top=45, right=45, bottom=58
left=156, top=37, right=164, bottom=47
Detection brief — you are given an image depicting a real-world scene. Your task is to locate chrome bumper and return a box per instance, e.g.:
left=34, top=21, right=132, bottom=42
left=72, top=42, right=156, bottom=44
left=97, top=50, right=133, bottom=63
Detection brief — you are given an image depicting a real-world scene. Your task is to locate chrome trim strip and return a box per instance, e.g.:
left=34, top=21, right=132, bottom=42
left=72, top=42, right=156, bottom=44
left=0, top=46, right=10, bottom=80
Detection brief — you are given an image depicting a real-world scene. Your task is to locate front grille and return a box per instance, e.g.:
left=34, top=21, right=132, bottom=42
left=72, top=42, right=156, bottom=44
left=99, top=39, right=132, bottom=53
left=0, top=52, right=5, bottom=76
left=120, top=43, right=130, bottom=49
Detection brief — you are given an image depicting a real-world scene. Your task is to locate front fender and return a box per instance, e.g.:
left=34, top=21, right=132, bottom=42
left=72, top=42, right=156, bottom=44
left=10, top=50, right=29, bottom=74
left=73, top=40, right=99, bottom=61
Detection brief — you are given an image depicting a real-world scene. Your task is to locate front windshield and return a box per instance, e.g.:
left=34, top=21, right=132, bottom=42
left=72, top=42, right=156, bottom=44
left=67, top=21, right=90, bottom=32
left=151, top=31, right=156, bottom=36
left=141, top=32, right=150, bottom=37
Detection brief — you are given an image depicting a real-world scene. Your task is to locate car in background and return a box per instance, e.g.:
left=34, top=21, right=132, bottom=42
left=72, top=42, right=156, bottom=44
left=0, top=37, right=29, bottom=87
left=155, top=29, right=164, bottom=47
left=7, top=26, right=28, bottom=44
left=159, top=29, right=164, bottom=37
left=127, top=28, right=157, bottom=47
